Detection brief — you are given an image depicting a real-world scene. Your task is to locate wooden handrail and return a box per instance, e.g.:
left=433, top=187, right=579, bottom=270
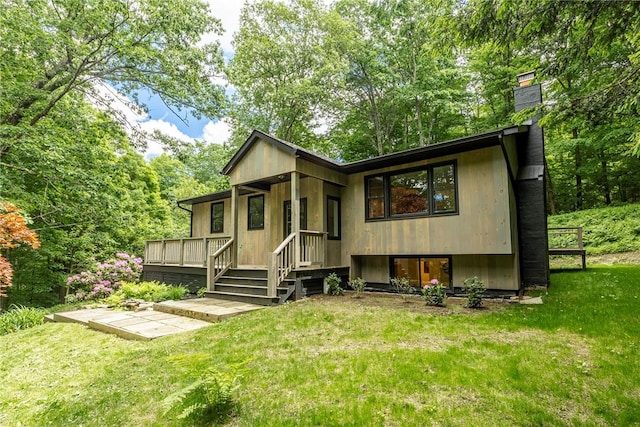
left=209, top=239, right=234, bottom=290
left=144, top=237, right=231, bottom=266
left=268, top=233, right=297, bottom=298
left=548, top=227, right=584, bottom=249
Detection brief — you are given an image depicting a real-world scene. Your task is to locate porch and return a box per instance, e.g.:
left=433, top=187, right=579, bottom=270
left=143, top=232, right=348, bottom=305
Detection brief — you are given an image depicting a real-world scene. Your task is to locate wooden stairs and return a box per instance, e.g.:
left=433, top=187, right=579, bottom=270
left=205, top=268, right=297, bottom=306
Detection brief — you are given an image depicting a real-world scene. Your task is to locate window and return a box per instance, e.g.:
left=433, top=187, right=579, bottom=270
left=284, top=198, right=307, bottom=238
left=327, top=196, right=341, bottom=240
left=391, top=256, right=451, bottom=288
left=365, top=162, right=457, bottom=220
left=248, top=195, right=264, bottom=230
left=210, top=202, right=224, bottom=233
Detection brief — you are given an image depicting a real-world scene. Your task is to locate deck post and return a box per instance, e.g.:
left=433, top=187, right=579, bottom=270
left=291, top=171, right=300, bottom=269
left=268, top=252, right=277, bottom=298
left=230, top=185, right=239, bottom=268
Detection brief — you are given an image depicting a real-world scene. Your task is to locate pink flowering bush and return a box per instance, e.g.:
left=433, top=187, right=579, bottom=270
left=422, top=278, right=446, bottom=307
left=65, top=253, right=143, bottom=302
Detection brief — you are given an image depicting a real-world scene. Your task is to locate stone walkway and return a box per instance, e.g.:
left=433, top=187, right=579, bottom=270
left=48, top=298, right=264, bottom=341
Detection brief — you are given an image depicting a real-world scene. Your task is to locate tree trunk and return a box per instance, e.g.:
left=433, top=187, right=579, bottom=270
left=574, top=128, right=583, bottom=210
left=599, top=149, right=611, bottom=205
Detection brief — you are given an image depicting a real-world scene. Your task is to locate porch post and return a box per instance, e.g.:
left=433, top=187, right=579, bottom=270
left=230, top=184, right=239, bottom=268
left=291, top=171, right=301, bottom=268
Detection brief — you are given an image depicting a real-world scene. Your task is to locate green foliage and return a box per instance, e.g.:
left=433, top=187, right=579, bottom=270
left=463, top=277, right=485, bottom=308
left=548, top=203, right=640, bottom=254
left=326, top=273, right=344, bottom=296
left=163, top=367, right=239, bottom=423
left=421, top=279, right=446, bottom=307
left=348, top=277, right=366, bottom=297
left=0, top=305, right=45, bottom=335
left=196, top=287, right=207, bottom=298
left=117, top=281, right=188, bottom=302
left=390, top=276, right=414, bottom=302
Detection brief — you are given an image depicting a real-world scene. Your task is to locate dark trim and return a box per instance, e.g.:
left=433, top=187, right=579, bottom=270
left=176, top=201, right=194, bottom=237
left=326, top=195, right=341, bottom=240
left=389, top=255, right=453, bottom=288
left=210, top=201, right=224, bottom=234
left=365, top=161, right=458, bottom=221
left=247, top=194, right=265, bottom=230
left=178, top=190, right=231, bottom=206
left=283, top=198, right=308, bottom=238
left=498, top=134, right=517, bottom=187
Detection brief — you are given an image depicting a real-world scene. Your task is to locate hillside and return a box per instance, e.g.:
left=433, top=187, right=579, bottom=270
left=548, top=203, right=640, bottom=255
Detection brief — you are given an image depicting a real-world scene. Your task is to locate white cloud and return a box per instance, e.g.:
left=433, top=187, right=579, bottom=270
left=202, top=119, right=231, bottom=145
left=204, top=1, right=244, bottom=55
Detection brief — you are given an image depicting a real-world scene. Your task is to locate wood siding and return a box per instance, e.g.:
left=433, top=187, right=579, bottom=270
left=191, top=200, right=231, bottom=237
left=229, top=138, right=296, bottom=186
left=341, top=146, right=514, bottom=259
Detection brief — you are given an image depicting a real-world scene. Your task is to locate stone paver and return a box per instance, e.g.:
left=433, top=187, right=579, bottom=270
left=51, top=298, right=263, bottom=340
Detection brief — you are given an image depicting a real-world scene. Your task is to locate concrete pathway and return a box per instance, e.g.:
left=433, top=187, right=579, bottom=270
left=49, top=298, right=263, bottom=341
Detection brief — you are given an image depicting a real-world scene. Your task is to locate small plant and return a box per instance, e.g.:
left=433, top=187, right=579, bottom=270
left=118, top=281, right=188, bottom=302
left=463, top=276, right=485, bottom=308
left=390, top=276, right=414, bottom=302
left=326, top=273, right=344, bottom=296
left=163, top=368, right=239, bottom=422
left=422, top=279, right=446, bottom=307
left=196, top=287, right=207, bottom=298
left=0, top=305, right=46, bottom=335
left=348, top=277, right=366, bottom=297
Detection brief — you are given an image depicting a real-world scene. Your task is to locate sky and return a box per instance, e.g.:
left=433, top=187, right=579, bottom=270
left=130, top=1, right=245, bottom=158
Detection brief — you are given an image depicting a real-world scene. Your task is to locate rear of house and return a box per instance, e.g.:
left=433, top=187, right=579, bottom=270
left=144, top=117, right=549, bottom=304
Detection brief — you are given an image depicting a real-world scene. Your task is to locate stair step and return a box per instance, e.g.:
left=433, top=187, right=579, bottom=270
left=218, top=276, right=268, bottom=286
left=205, top=291, right=280, bottom=306
left=225, top=268, right=268, bottom=278
left=214, top=283, right=289, bottom=296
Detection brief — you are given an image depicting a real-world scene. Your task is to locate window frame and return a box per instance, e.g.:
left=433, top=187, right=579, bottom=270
left=247, top=194, right=265, bottom=230
left=283, top=198, right=308, bottom=238
left=365, top=161, right=458, bottom=221
left=389, top=255, right=452, bottom=288
left=326, top=195, right=341, bottom=240
left=210, top=201, right=224, bottom=234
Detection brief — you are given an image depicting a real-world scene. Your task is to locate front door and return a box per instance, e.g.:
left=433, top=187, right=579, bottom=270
left=283, top=198, right=307, bottom=238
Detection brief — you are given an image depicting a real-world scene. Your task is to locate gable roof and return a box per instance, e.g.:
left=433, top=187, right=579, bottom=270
left=180, top=125, right=528, bottom=206
left=221, top=129, right=342, bottom=175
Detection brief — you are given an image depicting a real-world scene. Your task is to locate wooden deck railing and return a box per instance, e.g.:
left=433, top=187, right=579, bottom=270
left=268, top=233, right=296, bottom=298
left=548, top=227, right=586, bottom=269
left=300, top=230, right=326, bottom=266
left=145, top=237, right=231, bottom=267
left=208, top=239, right=234, bottom=290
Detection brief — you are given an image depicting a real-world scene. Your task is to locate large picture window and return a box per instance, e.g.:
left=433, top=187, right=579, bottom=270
left=248, top=195, right=264, bottom=230
left=210, top=202, right=224, bottom=233
left=365, top=162, right=457, bottom=220
left=391, top=256, right=451, bottom=288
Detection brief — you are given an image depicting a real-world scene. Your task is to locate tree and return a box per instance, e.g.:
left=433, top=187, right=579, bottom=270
left=0, top=202, right=40, bottom=306
left=0, top=0, right=226, bottom=154
left=227, top=0, right=345, bottom=150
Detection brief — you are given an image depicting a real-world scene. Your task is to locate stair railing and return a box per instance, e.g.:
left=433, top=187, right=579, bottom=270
left=208, top=239, right=234, bottom=291
left=268, top=232, right=296, bottom=298
left=299, top=230, right=326, bottom=266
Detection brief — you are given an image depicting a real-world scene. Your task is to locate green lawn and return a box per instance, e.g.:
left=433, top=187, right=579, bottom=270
left=1, top=266, right=639, bottom=426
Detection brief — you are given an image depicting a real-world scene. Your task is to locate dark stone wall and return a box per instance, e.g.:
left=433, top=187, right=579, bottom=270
left=514, top=84, right=550, bottom=287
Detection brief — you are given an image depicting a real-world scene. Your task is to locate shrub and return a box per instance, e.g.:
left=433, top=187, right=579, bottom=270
left=348, top=277, right=366, bottom=297
left=326, top=273, right=343, bottom=296
left=0, top=305, right=46, bottom=335
left=422, top=279, right=446, bottom=307
left=163, top=368, right=238, bottom=422
left=66, top=252, right=143, bottom=302
left=117, top=281, right=188, bottom=302
left=463, top=277, right=485, bottom=308
left=196, top=287, right=207, bottom=298
left=390, top=276, right=414, bottom=302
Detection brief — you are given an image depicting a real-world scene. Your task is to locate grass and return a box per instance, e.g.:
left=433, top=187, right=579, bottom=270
left=549, top=203, right=640, bottom=254
left=1, top=266, right=639, bottom=426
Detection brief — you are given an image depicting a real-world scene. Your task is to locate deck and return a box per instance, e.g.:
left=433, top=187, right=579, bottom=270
left=548, top=227, right=586, bottom=269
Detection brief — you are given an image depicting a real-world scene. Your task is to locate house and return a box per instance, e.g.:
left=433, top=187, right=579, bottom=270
left=143, top=82, right=549, bottom=305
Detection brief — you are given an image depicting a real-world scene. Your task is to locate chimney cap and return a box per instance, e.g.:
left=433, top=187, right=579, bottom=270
left=517, top=71, right=536, bottom=87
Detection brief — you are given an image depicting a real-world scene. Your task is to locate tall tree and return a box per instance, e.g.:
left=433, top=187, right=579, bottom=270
left=227, top=0, right=344, bottom=150
left=0, top=0, right=226, bottom=154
